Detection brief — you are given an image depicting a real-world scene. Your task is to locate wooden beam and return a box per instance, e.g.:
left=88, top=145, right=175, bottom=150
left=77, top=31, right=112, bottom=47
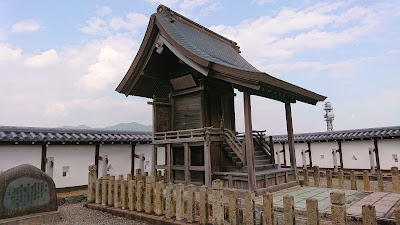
left=243, top=91, right=256, bottom=191
left=184, top=143, right=190, bottom=185
left=337, top=140, right=344, bottom=169
left=204, top=138, right=211, bottom=186
left=95, top=144, right=100, bottom=178
left=285, top=102, right=298, bottom=181
left=41, top=144, right=47, bottom=172
left=167, top=144, right=172, bottom=182
left=307, top=142, right=313, bottom=167
left=269, top=136, right=275, bottom=164
left=131, top=143, right=136, bottom=175
left=151, top=144, right=157, bottom=176
left=373, top=138, right=380, bottom=170
left=282, top=143, right=287, bottom=167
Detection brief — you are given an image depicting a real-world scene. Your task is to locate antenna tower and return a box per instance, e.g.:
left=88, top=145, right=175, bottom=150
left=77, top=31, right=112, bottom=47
left=323, top=102, right=334, bottom=131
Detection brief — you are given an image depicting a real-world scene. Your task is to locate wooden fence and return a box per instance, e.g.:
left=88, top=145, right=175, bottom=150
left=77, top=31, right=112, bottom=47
left=302, top=166, right=400, bottom=193
left=87, top=165, right=400, bottom=224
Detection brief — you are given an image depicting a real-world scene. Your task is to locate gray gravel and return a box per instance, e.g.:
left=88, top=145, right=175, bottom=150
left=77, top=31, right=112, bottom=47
left=45, top=203, right=148, bottom=225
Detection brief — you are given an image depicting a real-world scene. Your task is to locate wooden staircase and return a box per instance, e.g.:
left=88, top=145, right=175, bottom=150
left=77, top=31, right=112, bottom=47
left=222, top=129, right=277, bottom=172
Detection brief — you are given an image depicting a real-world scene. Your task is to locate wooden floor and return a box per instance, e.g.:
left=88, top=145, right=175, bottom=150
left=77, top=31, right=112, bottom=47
left=254, top=186, right=400, bottom=221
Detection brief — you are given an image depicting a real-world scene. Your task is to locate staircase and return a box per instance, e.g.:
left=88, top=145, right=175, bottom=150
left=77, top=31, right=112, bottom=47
left=222, top=129, right=278, bottom=172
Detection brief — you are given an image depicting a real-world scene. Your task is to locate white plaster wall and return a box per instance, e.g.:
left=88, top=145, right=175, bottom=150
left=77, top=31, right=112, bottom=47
left=341, top=140, right=374, bottom=169
left=133, top=144, right=153, bottom=174
left=294, top=143, right=309, bottom=167
left=377, top=139, right=400, bottom=170
left=100, top=144, right=132, bottom=179
left=47, top=145, right=95, bottom=188
left=0, top=145, right=42, bottom=172
left=309, top=142, right=339, bottom=169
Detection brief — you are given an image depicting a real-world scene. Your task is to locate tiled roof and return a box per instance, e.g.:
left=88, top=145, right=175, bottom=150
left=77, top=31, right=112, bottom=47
left=156, top=12, right=260, bottom=73
left=271, top=126, right=400, bottom=143
left=0, top=126, right=152, bottom=143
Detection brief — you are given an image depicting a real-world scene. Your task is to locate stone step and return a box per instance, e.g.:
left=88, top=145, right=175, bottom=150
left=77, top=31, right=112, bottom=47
left=254, top=155, right=269, bottom=161
left=255, top=160, right=270, bottom=165
left=255, top=164, right=277, bottom=171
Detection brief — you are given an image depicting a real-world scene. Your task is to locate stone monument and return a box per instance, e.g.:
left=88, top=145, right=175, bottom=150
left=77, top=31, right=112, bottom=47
left=0, top=164, right=58, bottom=223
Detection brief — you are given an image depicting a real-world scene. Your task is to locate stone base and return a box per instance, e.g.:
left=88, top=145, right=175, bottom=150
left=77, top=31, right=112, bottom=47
left=0, top=210, right=60, bottom=225
left=84, top=203, right=195, bottom=225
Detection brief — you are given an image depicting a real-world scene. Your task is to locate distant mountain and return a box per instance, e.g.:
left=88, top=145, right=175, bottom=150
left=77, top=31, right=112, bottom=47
left=59, top=122, right=152, bottom=132
left=104, top=122, right=152, bottom=132
left=60, top=125, right=92, bottom=129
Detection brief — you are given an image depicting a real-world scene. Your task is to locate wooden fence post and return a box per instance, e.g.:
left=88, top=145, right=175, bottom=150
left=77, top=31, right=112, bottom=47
left=362, top=204, right=377, bottom=225
left=338, top=170, right=344, bottom=189
left=154, top=181, right=164, bottom=216
left=165, top=183, right=174, bottom=219
left=283, top=195, right=295, bottom=225
left=101, top=176, right=108, bottom=206
left=326, top=170, right=333, bottom=188
left=122, top=180, right=128, bottom=210
left=229, top=189, right=239, bottom=225
left=95, top=178, right=101, bottom=204
left=350, top=170, right=357, bottom=190
left=377, top=170, right=384, bottom=192
left=331, top=191, right=346, bottom=225
left=212, top=180, right=224, bottom=225
left=176, top=183, right=185, bottom=221
left=199, top=185, right=209, bottom=225
left=136, top=180, right=144, bottom=212
left=186, top=184, right=196, bottom=223
left=245, top=191, right=255, bottom=225
left=136, top=168, right=142, bottom=181
left=363, top=170, right=370, bottom=191
left=145, top=183, right=154, bottom=214
left=88, top=165, right=97, bottom=203
left=306, top=198, right=319, bottom=225
left=128, top=180, right=136, bottom=211
left=392, top=167, right=400, bottom=193
left=395, top=207, right=400, bottom=225
left=314, top=166, right=320, bottom=187
left=108, top=176, right=115, bottom=206
left=303, top=168, right=309, bottom=186
left=263, top=192, right=275, bottom=225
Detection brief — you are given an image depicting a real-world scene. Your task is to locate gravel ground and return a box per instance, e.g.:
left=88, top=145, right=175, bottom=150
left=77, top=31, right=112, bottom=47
left=44, top=203, right=148, bottom=225
left=300, top=175, right=394, bottom=192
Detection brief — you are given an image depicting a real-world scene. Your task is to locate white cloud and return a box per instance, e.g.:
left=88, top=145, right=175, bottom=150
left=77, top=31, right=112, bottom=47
left=77, top=34, right=139, bottom=94
left=96, top=6, right=112, bottom=16
left=45, top=103, right=67, bottom=117
left=0, top=43, right=22, bottom=62
left=24, top=49, right=58, bottom=68
left=209, top=2, right=395, bottom=63
left=146, top=0, right=180, bottom=7
left=199, top=2, right=223, bottom=16
left=180, top=0, right=209, bottom=11
left=11, top=19, right=42, bottom=33
left=80, top=13, right=148, bottom=36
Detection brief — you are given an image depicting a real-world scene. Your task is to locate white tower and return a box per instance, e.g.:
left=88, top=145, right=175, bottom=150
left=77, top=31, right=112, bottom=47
left=323, top=102, right=334, bottom=131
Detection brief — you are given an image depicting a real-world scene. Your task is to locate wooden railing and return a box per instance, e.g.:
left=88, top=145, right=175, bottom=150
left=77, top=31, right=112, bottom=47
left=223, top=128, right=245, bottom=164
left=153, top=127, right=222, bottom=144
left=237, top=130, right=271, bottom=157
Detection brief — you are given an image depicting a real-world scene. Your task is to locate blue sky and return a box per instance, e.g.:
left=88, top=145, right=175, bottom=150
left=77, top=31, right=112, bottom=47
left=0, top=0, right=399, bottom=134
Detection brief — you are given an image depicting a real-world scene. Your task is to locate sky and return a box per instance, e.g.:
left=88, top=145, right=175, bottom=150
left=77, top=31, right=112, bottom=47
left=0, top=0, right=399, bottom=135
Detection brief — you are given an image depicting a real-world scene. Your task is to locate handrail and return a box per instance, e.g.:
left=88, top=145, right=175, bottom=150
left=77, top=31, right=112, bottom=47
left=223, top=128, right=245, bottom=164
left=153, top=127, right=223, bottom=141
left=253, top=131, right=271, bottom=157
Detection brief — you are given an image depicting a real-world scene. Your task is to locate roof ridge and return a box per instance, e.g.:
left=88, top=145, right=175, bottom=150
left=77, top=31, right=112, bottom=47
left=271, top=125, right=400, bottom=137
left=156, top=4, right=240, bottom=49
left=0, top=125, right=152, bottom=135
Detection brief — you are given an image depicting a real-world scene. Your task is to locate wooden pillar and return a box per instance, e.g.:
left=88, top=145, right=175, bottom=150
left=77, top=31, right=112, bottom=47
left=307, top=142, right=313, bottom=167
left=204, top=137, right=211, bottom=186
left=337, top=140, right=344, bottom=168
left=243, top=91, right=256, bottom=191
left=95, top=143, right=100, bottom=178
left=285, top=102, right=298, bottom=180
left=166, top=144, right=172, bottom=182
left=41, top=144, right=47, bottom=172
left=131, top=143, right=136, bottom=175
left=184, top=143, right=190, bottom=186
left=269, top=136, right=275, bottom=164
left=151, top=144, right=157, bottom=176
left=282, top=143, right=287, bottom=167
left=373, top=138, right=381, bottom=170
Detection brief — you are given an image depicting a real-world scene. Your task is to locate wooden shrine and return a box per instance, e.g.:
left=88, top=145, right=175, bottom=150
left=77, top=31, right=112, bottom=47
left=116, top=5, right=326, bottom=193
